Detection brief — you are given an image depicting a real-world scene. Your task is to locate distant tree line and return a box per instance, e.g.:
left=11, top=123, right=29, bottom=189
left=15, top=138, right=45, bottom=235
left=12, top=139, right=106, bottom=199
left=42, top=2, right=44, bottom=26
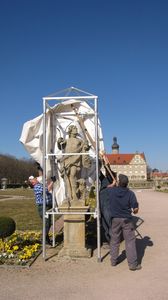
left=0, top=154, right=39, bottom=186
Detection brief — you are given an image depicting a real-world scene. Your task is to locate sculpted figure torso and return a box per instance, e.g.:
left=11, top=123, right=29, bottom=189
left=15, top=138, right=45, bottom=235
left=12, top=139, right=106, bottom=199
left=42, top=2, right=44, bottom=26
left=57, top=125, right=89, bottom=203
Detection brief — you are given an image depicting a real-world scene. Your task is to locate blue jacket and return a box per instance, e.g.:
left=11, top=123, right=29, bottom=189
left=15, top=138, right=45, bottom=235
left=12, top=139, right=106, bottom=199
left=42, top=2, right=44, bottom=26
left=108, top=186, right=138, bottom=219
left=33, top=183, right=52, bottom=206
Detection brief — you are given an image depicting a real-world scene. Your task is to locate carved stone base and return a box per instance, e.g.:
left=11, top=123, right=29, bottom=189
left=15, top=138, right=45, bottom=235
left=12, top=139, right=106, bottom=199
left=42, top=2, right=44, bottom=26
left=58, top=247, right=91, bottom=258
left=58, top=204, right=91, bottom=258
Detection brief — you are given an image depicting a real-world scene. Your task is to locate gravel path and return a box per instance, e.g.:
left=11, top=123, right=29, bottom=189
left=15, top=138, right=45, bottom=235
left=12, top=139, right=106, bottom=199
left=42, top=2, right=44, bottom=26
left=0, top=189, right=168, bottom=300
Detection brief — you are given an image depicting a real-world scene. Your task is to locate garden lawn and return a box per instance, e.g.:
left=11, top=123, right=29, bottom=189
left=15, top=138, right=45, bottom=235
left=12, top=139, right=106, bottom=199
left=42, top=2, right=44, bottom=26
left=0, top=188, right=34, bottom=197
left=0, top=189, right=42, bottom=231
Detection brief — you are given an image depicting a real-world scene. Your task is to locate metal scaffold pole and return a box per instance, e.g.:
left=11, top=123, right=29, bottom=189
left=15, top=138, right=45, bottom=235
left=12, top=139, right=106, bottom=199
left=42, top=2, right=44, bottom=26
left=95, top=97, right=101, bottom=262
left=42, top=98, right=47, bottom=259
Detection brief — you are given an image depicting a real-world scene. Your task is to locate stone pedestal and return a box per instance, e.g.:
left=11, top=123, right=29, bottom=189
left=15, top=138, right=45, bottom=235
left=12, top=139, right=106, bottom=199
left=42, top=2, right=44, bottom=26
left=58, top=204, right=91, bottom=258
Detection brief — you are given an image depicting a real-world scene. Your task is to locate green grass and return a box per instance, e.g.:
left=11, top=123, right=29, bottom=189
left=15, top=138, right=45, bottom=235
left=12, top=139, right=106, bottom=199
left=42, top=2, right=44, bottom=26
left=0, top=188, right=34, bottom=197
left=0, top=189, right=42, bottom=231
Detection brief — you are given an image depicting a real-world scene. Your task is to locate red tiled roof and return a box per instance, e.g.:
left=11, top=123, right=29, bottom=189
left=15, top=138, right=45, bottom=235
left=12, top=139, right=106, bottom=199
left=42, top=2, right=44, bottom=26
left=151, top=172, right=168, bottom=178
left=106, top=153, right=146, bottom=165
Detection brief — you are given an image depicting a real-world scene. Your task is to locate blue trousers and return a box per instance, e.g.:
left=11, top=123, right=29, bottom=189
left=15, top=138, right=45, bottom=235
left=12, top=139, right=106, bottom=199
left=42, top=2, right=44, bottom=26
left=110, top=218, right=138, bottom=268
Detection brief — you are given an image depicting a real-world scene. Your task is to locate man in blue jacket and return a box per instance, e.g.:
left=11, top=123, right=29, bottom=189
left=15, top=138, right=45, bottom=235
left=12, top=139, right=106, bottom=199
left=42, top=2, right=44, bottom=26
left=109, top=174, right=141, bottom=271
left=29, top=176, right=54, bottom=245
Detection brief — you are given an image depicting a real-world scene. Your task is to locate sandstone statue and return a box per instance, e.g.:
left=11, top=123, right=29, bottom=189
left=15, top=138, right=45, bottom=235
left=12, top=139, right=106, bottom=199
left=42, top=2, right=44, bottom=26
left=57, top=125, right=91, bottom=204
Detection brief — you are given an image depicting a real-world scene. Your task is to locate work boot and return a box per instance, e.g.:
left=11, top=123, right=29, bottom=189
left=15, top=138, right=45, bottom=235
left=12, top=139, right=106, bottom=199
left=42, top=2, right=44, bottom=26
left=111, top=259, right=118, bottom=266
left=111, top=262, right=118, bottom=267
left=129, top=264, right=142, bottom=271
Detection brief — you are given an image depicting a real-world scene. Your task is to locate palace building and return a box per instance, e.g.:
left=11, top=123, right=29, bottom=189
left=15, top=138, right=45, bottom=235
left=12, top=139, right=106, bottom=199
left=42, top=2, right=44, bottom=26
left=106, top=137, right=147, bottom=181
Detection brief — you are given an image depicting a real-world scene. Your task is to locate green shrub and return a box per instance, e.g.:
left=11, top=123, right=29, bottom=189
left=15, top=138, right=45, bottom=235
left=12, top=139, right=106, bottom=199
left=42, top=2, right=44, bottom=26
left=0, top=217, right=16, bottom=239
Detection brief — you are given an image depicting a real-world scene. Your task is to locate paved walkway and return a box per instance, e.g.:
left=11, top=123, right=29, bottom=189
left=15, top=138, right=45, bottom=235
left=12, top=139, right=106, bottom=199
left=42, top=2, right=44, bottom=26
left=0, top=189, right=168, bottom=300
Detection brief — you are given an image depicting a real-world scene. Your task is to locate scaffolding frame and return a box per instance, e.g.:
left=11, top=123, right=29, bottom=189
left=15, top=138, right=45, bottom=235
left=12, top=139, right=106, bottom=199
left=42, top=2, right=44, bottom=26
left=42, top=87, right=102, bottom=262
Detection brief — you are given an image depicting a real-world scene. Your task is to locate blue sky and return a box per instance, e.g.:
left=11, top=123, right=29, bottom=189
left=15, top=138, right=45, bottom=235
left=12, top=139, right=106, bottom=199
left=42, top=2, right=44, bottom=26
left=0, top=0, right=168, bottom=171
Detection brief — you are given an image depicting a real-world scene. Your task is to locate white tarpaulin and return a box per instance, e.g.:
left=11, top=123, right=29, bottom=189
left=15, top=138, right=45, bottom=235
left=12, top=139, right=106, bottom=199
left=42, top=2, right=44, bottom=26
left=20, top=99, right=104, bottom=205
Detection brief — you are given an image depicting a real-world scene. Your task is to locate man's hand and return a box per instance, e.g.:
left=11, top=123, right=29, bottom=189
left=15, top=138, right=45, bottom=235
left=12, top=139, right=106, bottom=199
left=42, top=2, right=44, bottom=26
left=57, top=137, right=66, bottom=150
left=133, top=208, right=139, bottom=214
left=108, top=179, right=117, bottom=188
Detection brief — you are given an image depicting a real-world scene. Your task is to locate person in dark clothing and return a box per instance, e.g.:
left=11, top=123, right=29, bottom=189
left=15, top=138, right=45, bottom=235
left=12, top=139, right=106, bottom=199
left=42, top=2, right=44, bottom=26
left=99, top=171, right=117, bottom=244
left=109, top=174, right=141, bottom=271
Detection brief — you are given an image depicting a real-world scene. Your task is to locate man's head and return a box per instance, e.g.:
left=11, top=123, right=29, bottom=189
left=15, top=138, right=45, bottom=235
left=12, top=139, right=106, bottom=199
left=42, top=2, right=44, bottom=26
left=118, top=174, right=129, bottom=187
left=28, top=176, right=38, bottom=187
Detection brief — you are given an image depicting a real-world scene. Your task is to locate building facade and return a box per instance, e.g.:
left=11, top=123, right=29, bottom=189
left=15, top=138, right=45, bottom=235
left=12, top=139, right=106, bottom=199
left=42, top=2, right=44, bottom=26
left=106, top=137, right=147, bottom=181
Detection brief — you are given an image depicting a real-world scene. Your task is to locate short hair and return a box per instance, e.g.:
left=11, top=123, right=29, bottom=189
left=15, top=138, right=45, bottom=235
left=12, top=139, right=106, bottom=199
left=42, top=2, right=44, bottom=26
left=118, top=174, right=129, bottom=187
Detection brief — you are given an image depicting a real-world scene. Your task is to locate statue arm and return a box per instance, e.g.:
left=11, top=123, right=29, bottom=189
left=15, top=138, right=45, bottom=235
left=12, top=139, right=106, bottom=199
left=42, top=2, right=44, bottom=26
left=57, top=137, right=66, bottom=150
left=83, top=140, right=91, bottom=152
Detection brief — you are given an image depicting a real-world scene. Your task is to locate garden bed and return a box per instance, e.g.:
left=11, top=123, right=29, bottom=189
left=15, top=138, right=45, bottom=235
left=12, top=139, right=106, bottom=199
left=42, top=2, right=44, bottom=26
left=0, top=231, right=42, bottom=268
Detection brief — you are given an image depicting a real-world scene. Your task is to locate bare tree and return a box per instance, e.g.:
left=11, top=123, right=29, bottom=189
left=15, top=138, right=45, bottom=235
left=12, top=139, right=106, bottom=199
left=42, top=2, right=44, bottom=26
left=0, top=154, right=38, bottom=185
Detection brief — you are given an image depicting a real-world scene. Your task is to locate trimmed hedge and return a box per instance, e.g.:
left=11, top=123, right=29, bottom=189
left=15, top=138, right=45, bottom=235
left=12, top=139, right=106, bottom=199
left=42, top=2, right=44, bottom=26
left=0, top=184, right=23, bottom=189
left=0, top=217, right=16, bottom=239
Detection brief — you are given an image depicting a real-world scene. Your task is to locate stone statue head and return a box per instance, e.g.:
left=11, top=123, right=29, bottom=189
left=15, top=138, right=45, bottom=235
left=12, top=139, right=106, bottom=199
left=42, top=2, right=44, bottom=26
left=68, top=125, right=78, bottom=136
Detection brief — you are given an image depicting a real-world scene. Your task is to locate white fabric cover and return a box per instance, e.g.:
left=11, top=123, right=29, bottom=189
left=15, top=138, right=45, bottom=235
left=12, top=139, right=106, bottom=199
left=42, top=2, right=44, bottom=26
left=20, top=99, right=104, bottom=205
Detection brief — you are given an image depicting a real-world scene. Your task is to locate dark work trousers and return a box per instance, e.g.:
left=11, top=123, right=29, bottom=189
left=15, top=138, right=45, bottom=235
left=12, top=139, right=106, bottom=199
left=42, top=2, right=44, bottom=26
left=37, top=204, right=51, bottom=238
left=110, top=218, right=138, bottom=268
